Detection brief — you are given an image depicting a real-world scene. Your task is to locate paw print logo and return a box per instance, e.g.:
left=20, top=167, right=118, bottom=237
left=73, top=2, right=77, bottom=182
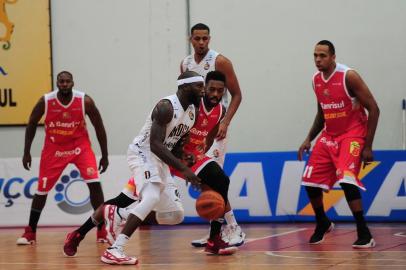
left=54, top=170, right=92, bottom=214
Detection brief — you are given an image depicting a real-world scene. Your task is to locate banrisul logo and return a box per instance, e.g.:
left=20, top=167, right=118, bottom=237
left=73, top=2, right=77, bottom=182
left=54, top=170, right=92, bottom=214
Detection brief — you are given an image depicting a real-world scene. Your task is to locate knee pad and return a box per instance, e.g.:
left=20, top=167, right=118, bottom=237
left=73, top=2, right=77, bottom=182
left=305, top=186, right=322, bottom=199
left=340, top=183, right=361, bottom=202
left=156, top=210, right=184, bottom=225
left=104, top=192, right=136, bottom=208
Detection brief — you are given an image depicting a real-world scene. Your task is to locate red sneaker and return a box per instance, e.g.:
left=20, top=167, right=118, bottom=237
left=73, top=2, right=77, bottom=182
left=63, top=231, right=84, bottom=257
left=204, top=234, right=238, bottom=255
left=97, top=223, right=108, bottom=243
left=16, top=226, right=36, bottom=245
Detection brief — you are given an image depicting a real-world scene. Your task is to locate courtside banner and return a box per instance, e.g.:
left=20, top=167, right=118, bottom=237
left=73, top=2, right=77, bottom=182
left=0, top=0, right=52, bottom=125
left=0, top=151, right=405, bottom=227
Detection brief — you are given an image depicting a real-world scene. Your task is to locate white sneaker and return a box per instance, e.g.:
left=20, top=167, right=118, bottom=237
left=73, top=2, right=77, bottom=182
left=222, top=224, right=246, bottom=247
left=103, top=205, right=123, bottom=245
left=191, top=232, right=209, bottom=247
left=101, top=247, right=138, bottom=265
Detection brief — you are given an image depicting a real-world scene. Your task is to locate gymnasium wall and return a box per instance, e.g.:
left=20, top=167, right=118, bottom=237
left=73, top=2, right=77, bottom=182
left=1, top=0, right=406, bottom=159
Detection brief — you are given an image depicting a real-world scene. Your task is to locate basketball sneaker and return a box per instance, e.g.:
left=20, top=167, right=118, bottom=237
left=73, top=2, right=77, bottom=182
left=101, top=246, right=138, bottom=265
left=63, top=231, right=84, bottom=257
left=309, top=220, right=334, bottom=244
left=104, top=204, right=123, bottom=245
left=96, top=223, right=108, bottom=243
left=222, top=224, right=246, bottom=247
left=204, top=234, right=238, bottom=255
left=16, top=226, right=36, bottom=245
left=191, top=231, right=209, bottom=247
left=352, top=226, right=376, bottom=248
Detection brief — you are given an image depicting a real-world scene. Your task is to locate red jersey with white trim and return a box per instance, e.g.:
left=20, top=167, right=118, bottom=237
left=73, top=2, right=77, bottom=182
left=313, top=63, right=367, bottom=137
left=184, top=98, right=222, bottom=161
left=44, top=90, right=90, bottom=145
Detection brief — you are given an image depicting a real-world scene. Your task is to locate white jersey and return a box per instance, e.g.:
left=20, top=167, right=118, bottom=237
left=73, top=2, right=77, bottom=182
left=130, top=94, right=196, bottom=153
left=181, top=49, right=229, bottom=107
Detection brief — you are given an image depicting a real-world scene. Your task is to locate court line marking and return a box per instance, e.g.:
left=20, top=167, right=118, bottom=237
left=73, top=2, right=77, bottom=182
left=245, top=228, right=308, bottom=243
left=394, top=232, right=406, bottom=237
left=266, top=251, right=406, bottom=261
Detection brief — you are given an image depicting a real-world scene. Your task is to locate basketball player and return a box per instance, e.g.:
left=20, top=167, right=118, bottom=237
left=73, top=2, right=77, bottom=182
left=99, top=71, right=238, bottom=256
left=64, top=71, right=203, bottom=265
left=17, top=71, right=109, bottom=245
left=298, top=40, right=379, bottom=248
left=181, top=22, right=245, bottom=247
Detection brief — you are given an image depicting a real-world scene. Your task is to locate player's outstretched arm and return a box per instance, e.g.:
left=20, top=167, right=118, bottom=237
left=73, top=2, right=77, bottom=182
left=346, top=70, right=380, bottom=166
left=215, top=55, right=242, bottom=139
left=84, top=95, right=109, bottom=173
left=298, top=104, right=324, bottom=161
left=23, top=97, right=45, bottom=170
left=150, top=100, right=201, bottom=189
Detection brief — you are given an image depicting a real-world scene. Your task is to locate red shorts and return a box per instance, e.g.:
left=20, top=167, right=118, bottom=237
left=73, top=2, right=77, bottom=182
left=38, top=141, right=99, bottom=194
left=302, top=130, right=366, bottom=191
left=170, top=153, right=213, bottom=180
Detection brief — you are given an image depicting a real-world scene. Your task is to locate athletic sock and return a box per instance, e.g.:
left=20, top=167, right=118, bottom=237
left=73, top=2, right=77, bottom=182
left=28, top=208, right=42, bottom=232
left=224, top=210, right=238, bottom=226
left=314, top=206, right=328, bottom=224
left=209, top=218, right=224, bottom=239
left=77, top=217, right=98, bottom=236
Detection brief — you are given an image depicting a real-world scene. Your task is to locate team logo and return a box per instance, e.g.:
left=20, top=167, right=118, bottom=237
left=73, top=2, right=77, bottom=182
left=54, top=170, right=93, bottom=214
left=189, top=111, right=194, bottom=120
left=201, top=118, right=208, bottom=127
left=323, top=89, right=330, bottom=97
left=204, top=62, right=210, bottom=70
left=0, top=0, right=17, bottom=50
left=62, top=112, right=71, bottom=119
left=48, top=121, right=55, bottom=128
left=349, top=141, right=361, bottom=156
left=86, top=167, right=95, bottom=176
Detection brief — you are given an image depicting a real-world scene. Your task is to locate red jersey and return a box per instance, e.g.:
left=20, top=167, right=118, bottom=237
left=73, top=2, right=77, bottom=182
left=313, top=63, right=367, bottom=137
left=44, top=90, right=90, bottom=145
left=183, top=98, right=223, bottom=161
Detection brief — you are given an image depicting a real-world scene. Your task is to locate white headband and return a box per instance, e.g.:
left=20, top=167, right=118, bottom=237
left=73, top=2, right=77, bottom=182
left=177, top=76, right=204, bottom=86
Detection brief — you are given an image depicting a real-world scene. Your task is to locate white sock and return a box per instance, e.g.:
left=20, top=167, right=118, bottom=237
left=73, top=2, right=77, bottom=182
left=224, top=210, right=238, bottom=225
left=112, top=234, right=129, bottom=249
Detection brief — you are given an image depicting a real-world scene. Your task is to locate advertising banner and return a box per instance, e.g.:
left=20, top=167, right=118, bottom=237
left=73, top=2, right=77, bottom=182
left=0, top=0, right=52, bottom=125
left=0, top=151, right=405, bottom=227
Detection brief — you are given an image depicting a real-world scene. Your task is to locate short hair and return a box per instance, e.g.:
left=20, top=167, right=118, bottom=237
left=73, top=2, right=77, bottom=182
left=57, top=71, right=73, bottom=80
left=317, top=40, right=335, bottom=55
left=191, top=23, right=210, bottom=35
left=205, top=70, right=226, bottom=85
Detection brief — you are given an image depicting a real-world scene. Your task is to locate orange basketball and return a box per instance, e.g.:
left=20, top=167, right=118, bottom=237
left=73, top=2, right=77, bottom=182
left=195, top=190, right=225, bottom=220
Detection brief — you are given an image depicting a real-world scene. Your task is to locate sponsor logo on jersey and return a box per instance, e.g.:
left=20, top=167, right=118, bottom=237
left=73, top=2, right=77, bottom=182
left=320, top=100, right=345, bottom=110
left=62, top=112, right=71, bottom=119
left=204, top=62, right=210, bottom=70
left=323, top=89, right=330, bottom=97
left=201, top=118, right=208, bottom=127
left=54, top=147, right=81, bottom=157
left=350, top=141, right=361, bottom=156
left=86, top=167, right=95, bottom=176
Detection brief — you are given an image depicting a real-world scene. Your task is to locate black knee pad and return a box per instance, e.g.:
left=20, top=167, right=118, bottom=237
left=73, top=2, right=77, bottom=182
left=340, top=183, right=361, bottom=202
left=104, top=192, right=136, bottom=208
left=305, top=186, right=322, bottom=199
left=198, top=161, right=230, bottom=202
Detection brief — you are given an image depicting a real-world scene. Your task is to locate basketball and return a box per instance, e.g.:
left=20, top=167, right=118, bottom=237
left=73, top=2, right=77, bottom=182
left=195, top=190, right=225, bottom=220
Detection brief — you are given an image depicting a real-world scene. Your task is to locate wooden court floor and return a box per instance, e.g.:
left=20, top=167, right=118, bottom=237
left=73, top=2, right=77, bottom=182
left=0, top=223, right=405, bottom=270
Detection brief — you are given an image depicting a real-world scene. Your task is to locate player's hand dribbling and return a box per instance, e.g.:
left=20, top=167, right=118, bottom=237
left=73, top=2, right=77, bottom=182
left=22, top=153, right=32, bottom=170
left=98, top=156, right=109, bottom=174
left=298, top=139, right=311, bottom=161
left=181, top=167, right=201, bottom=191
left=361, top=146, right=374, bottom=168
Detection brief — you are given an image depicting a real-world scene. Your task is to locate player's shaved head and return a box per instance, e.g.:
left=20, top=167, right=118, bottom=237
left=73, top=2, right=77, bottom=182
left=57, top=71, right=73, bottom=80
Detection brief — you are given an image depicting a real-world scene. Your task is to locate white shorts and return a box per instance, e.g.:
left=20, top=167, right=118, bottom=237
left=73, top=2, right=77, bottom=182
left=206, top=137, right=227, bottom=167
left=125, top=146, right=183, bottom=213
